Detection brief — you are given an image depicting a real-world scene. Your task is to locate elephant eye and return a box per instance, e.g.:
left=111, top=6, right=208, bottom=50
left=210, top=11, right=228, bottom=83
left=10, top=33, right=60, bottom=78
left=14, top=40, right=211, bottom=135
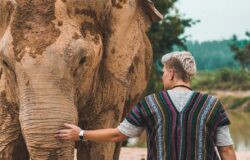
left=1, top=60, right=11, bottom=70
left=79, top=56, right=86, bottom=65
left=2, top=60, right=8, bottom=67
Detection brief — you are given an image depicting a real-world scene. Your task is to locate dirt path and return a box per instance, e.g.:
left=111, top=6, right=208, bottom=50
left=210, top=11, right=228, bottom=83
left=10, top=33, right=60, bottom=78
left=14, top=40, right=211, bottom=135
left=208, top=90, right=250, bottom=98
left=119, top=147, right=250, bottom=160
left=120, top=147, right=147, bottom=160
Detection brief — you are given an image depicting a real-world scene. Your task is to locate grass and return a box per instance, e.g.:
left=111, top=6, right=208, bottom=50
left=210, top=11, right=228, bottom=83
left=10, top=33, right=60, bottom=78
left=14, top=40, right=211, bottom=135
left=220, top=96, right=250, bottom=111
left=191, top=68, right=250, bottom=91
left=229, top=97, right=250, bottom=110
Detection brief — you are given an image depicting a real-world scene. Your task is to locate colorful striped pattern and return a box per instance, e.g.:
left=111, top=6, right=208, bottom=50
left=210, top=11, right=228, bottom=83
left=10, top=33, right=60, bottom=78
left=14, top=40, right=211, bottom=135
left=125, top=90, right=230, bottom=160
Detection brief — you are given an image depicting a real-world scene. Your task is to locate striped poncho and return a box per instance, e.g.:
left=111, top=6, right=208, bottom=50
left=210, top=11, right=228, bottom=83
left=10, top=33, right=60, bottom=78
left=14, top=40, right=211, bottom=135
left=125, top=90, right=230, bottom=160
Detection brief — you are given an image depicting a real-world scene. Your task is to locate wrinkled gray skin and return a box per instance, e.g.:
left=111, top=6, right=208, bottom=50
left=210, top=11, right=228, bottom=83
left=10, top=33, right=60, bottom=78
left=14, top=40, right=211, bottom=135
left=0, top=0, right=162, bottom=159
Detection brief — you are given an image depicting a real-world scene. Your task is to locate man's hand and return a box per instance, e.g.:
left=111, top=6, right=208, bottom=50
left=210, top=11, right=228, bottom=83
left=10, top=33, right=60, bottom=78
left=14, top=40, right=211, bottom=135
left=55, top=123, right=81, bottom=142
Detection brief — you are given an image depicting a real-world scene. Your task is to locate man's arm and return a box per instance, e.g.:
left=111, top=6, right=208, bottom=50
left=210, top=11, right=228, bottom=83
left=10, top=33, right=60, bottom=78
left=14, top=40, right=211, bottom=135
left=216, top=125, right=236, bottom=160
left=55, top=123, right=128, bottom=143
left=218, top=145, right=237, bottom=160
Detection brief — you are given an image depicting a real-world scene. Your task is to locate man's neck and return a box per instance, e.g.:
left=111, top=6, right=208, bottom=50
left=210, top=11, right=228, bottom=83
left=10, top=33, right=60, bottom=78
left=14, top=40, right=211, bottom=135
left=170, top=81, right=191, bottom=91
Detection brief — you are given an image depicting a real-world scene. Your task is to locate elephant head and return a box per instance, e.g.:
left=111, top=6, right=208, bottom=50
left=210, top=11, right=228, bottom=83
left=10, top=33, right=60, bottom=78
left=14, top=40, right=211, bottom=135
left=0, top=0, right=162, bottom=159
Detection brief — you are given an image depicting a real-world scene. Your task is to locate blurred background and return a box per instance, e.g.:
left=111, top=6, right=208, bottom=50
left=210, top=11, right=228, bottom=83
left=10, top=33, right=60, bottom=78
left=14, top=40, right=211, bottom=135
left=122, top=0, right=250, bottom=157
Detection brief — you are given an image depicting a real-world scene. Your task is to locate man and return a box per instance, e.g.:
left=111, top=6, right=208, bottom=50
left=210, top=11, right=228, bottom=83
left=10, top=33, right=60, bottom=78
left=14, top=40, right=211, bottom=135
left=55, top=51, right=237, bottom=160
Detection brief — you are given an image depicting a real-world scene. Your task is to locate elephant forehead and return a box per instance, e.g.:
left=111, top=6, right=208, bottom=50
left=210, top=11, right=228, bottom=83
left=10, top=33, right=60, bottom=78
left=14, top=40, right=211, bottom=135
left=9, top=0, right=111, bottom=63
left=10, top=0, right=61, bottom=62
left=63, top=0, right=111, bottom=10
left=64, top=0, right=113, bottom=41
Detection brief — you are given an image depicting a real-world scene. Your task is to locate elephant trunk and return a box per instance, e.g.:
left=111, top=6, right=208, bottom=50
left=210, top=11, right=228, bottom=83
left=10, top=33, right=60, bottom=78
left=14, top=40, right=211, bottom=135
left=17, top=71, right=78, bottom=160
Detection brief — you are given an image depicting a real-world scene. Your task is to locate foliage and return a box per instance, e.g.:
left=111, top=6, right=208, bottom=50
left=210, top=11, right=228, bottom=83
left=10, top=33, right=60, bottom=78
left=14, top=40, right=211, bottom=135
left=145, top=0, right=197, bottom=94
left=149, top=0, right=197, bottom=60
left=186, top=40, right=239, bottom=70
left=145, top=1, right=249, bottom=94
left=230, top=32, right=250, bottom=70
left=220, top=96, right=250, bottom=112
left=228, top=97, right=250, bottom=110
left=191, top=68, right=250, bottom=91
left=145, top=65, right=164, bottom=95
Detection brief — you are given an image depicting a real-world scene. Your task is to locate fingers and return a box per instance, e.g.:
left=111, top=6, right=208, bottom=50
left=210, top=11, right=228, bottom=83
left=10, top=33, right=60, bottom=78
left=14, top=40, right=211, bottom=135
left=55, top=133, right=70, bottom=140
left=55, top=129, right=70, bottom=140
left=64, top=123, right=76, bottom=129
left=55, top=129, right=70, bottom=134
left=55, top=123, right=80, bottom=141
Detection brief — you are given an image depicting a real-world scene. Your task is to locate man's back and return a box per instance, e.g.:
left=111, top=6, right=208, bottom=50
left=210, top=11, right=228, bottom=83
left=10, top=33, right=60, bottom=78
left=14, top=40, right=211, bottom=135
left=124, top=90, right=230, bottom=160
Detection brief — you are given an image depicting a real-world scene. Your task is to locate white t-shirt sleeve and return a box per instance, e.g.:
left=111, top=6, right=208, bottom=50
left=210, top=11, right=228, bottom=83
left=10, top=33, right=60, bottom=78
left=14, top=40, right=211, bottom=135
left=216, top=125, right=234, bottom=146
left=117, top=119, right=144, bottom=138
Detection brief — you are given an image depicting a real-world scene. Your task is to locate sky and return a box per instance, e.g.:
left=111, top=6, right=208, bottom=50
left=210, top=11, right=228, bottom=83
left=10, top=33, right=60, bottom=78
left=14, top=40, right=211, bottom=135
left=176, top=0, right=250, bottom=42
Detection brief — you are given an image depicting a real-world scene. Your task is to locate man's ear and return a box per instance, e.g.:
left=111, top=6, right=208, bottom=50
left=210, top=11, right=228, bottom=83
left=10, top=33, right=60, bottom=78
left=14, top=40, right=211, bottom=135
left=170, top=68, right=175, bottom=81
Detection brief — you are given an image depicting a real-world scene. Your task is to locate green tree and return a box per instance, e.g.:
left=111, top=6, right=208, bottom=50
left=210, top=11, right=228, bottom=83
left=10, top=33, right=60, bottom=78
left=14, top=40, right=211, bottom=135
left=186, top=40, right=239, bottom=70
left=146, top=0, right=197, bottom=93
left=230, top=32, right=250, bottom=70
left=149, top=0, right=198, bottom=60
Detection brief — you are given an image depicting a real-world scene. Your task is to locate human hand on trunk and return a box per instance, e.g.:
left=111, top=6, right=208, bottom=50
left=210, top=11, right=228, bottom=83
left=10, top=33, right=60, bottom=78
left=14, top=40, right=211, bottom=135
left=55, top=123, right=81, bottom=142
left=55, top=123, right=128, bottom=143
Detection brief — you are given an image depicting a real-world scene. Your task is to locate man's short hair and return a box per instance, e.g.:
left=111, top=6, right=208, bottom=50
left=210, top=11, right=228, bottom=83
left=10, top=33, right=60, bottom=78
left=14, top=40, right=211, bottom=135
left=161, top=51, right=197, bottom=82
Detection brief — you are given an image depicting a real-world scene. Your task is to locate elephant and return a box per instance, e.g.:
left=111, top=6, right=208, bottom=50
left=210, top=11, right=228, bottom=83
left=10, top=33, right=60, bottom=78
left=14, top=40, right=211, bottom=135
left=0, top=0, right=162, bottom=159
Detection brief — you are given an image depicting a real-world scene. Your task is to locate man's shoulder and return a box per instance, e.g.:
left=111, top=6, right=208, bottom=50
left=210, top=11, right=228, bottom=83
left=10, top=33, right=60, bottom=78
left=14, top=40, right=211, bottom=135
left=197, top=91, right=219, bottom=101
left=143, top=91, right=165, bottom=100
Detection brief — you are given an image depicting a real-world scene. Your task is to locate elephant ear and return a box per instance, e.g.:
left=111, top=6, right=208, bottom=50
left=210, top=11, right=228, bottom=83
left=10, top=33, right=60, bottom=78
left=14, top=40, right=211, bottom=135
left=136, top=0, right=163, bottom=31
left=111, top=0, right=162, bottom=31
left=0, top=0, right=16, bottom=39
left=105, top=0, right=162, bottom=81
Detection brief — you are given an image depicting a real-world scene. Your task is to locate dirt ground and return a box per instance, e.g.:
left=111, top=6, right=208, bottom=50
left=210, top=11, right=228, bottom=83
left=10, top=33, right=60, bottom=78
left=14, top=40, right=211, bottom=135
left=209, top=90, right=250, bottom=98
left=74, top=148, right=249, bottom=159
left=119, top=147, right=250, bottom=160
